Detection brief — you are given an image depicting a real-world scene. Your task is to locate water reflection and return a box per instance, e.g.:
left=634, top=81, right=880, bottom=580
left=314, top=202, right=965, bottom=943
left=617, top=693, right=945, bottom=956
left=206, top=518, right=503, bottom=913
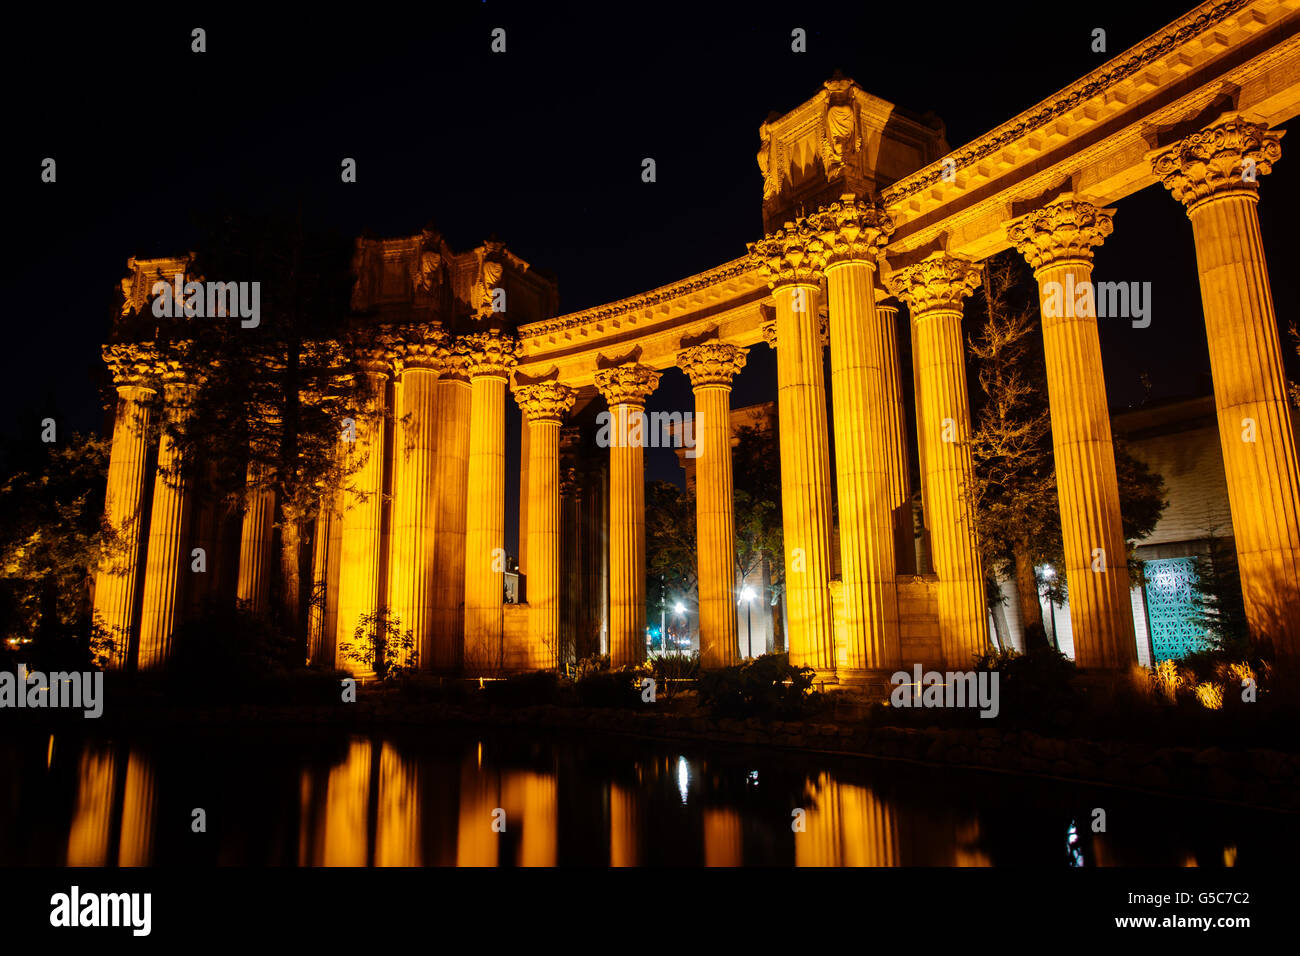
left=0, top=729, right=1289, bottom=867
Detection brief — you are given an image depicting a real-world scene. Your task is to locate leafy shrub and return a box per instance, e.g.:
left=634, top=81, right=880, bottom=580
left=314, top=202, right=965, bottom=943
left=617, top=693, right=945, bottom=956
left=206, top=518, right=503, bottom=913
left=167, top=604, right=300, bottom=700
left=696, top=653, right=819, bottom=719
left=482, top=670, right=568, bottom=707
left=338, top=608, right=417, bottom=680
left=973, top=646, right=1077, bottom=724
left=647, top=651, right=699, bottom=699
left=575, top=663, right=646, bottom=708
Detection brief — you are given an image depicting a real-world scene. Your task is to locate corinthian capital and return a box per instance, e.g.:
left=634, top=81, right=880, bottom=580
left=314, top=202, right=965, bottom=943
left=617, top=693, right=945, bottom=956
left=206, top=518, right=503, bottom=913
left=677, top=343, right=748, bottom=389
left=594, top=363, right=661, bottom=407
left=748, top=220, right=826, bottom=289
left=513, top=381, right=578, bottom=424
left=808, top=197, right=894, bottom=268
left=390, top=322, right=449, bottom=372
left=1005, top=196, right=1114, bottom=272
left=1151, top=114, right=1284, bottom=211
left=885, top=253, right=982, bottom=314
left=103, top=342, right=162, bottom=391
left=459, top=331, right=518, bottom=379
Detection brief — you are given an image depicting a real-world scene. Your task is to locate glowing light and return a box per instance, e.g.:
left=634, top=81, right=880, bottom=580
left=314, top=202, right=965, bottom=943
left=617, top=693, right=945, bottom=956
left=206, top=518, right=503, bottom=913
left=674, top=602, right=685, bottom=615
left=676, top=756, right=690, bottom=804
left=739, top=587, right=755, bottom=603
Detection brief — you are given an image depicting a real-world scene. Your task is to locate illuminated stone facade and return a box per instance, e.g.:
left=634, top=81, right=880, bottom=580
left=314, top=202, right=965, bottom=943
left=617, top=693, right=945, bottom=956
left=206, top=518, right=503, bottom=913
left=95, top=0, right=1300, bottom=675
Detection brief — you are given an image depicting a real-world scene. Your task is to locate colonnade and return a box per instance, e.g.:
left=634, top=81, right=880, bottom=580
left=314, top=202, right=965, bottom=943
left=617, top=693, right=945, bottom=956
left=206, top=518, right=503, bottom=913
left=93, top=113, right=1299, bottom=677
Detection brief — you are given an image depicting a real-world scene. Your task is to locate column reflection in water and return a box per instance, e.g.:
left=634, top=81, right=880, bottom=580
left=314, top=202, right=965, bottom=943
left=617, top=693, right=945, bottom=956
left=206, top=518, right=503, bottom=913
left=456, top=746, right=558, bottom=867
left=321, top=737, right=371, bottom=867
left=795, top=773, right=899, bottom=867
left=116, top=750, right=156, bottom=867
left=703, top=808, right=743, bottom=867
left=608, top=781, right=640, bottom=867
left=375, top=742, right=421, bottom=867
left=65, top=744, right=116, bottom=866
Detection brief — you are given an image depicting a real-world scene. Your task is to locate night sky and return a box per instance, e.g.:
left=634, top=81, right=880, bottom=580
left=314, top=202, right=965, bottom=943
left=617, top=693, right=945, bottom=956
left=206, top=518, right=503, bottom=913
left=6, top=1, right=1296, bottom=555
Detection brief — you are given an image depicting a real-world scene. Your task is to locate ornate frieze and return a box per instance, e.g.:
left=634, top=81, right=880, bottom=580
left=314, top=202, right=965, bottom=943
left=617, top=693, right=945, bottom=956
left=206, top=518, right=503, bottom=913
left=594, top=363, right=661, bottom=407
left=676, top=343, right=748, bottom=389
left=1151, top=114, right=1283, bottom=211
left=1004, top=196, right=1114, bottom=272
left=885, top=253, right=982, bottom=314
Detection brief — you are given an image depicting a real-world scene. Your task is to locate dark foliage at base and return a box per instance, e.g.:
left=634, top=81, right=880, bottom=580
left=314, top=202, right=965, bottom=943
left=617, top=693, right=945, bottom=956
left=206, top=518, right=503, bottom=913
left=696, top=653, right=819, bottom=719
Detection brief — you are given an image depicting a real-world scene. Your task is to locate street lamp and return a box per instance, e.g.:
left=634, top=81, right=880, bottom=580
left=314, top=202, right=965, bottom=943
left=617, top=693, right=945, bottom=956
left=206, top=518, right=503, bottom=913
left=673, top=602, right=686, bottom=655
left=739, top=587, right=756, bottom=658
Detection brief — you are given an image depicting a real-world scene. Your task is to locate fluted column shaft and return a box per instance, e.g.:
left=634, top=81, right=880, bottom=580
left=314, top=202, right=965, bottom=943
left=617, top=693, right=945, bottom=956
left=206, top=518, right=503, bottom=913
left=334, top=366, right=389, bottom=674
left=138, top=378, right=199, bottom=670
left=1152, top=117, right=1300, bottom=662
left=388, top=359, right=441, bottom=670
left=307, top=501, right=335, bottom=665
left=462, top=333, right=516, bottom=673
left=515, top=382, right=578, bottom=671
left=877, top=302, right=914, bottom=572
left=236, top=461, right=275, bottom=616
left=93, top=378, right=155, bottom=669
left=430, top=363, right=472, bottom=671
left=888, top=254, right=988, bottom=667
left=1008, top=198, right=1135, bottom=668
left=678, top=344, right=748, bottom=668
left=595, top=364, right=660, bottom=668
left=825, top=256, right=900, bottom=676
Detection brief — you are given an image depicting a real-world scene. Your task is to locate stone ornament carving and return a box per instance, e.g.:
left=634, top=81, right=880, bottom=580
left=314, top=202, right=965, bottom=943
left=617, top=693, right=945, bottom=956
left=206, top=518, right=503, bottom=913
left=435, top=346, right=472, bottom=384
left=594, top=363, right=661, bottom=407
left=757, top=120, right=784, bottom=201
left=1151, top=114, right=1283, bottom=211
left=759, top=314, right=827, bottom=349
left=821, top=74, right=862, bottom=175
left=103, top=342, right=163, bottom=390
left=559, top=464, right=581, bottom=499
left=885, top=253, right=982, bottom=314
left=1004, top=196, right=1115, bottom=272
left=677, top=343, right=748, bottom=389
left=459, top=331, right=519, bottom=379
left=471, top=242, right=508, bottom=319
left=749, top=221, right=826, bottom=289
left=513, top=381, right=578, bottom=424
left=809, top=197, right=895, bottom=267
left=390, top=322, right=448, bottom=372
left=412, top=228, right=445, bottom=297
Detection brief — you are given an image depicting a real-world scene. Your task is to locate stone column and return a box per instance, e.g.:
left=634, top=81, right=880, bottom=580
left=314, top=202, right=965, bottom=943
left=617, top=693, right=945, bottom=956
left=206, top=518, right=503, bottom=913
left=812, top=198, right=901, bottom=679
left=513, top=382, right=578, bottom=670
left=94, top=345, right=158, bottom=669
left=138, top=356, right=200, bottom=670
left=387, top=325, right=446, bottom=671
left=751, top=223, right=837, bottom=682
left=307, top=501, right=335, bottom=665
left=878, top=300, right=915, bottom=574
left=888, top=253, right=988, bottom=668
left=430, top=350, right=472, bottom=671
left=334, top=345, right=392, bottom=675
left=462, top=332, right=517, bottom=673
left=1007, top=196, right=1135, bottom=669
left=594, top=363, right=661, bottom=668
left=677, top=343, right=748, bottom=669
left=236, top=460, right=275, bottom=617
left=1151, top=116, right=1300, bottom=662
